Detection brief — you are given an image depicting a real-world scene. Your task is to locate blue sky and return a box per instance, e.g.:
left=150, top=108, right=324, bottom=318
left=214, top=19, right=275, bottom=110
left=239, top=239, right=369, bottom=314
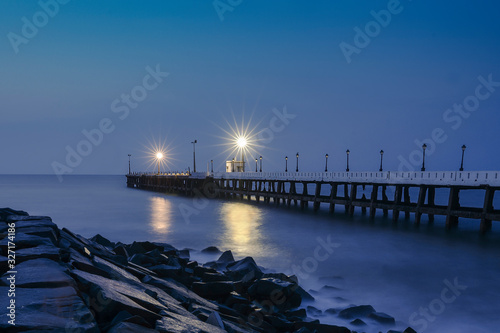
left=1, top=0, right=500, bottom=176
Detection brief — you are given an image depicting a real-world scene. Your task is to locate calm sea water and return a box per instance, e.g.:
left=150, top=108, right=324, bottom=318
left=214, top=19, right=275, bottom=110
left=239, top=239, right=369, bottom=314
left=1, top=175, right=499, bottom=333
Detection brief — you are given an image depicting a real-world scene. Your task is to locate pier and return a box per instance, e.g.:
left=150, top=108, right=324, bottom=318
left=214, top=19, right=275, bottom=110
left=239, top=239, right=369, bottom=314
left=126, top=170, right=500, bottom=234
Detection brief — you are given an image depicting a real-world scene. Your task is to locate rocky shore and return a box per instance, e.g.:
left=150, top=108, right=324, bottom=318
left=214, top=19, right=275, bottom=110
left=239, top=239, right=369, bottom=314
left=0, top=208, right=417, bottom=333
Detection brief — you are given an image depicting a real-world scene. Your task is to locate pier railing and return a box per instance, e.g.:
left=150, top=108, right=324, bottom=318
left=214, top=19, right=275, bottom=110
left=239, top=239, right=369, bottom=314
left=186, top=170, right=500, bottom=186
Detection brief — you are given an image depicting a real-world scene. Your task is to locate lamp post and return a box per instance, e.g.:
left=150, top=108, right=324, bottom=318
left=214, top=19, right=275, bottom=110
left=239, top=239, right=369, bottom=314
left=255, top=158, right=258, bottom=172
left=421, top=144, right=427, bottom=171
left=211, top=160, right=214, bottom=173
left=325, top=154, right=329, bottom=172
left=379, top=150, right=384, bottom=172
left=460, top=145, right=466, bottom=171
left=285, top=156, right=288, bottom=172
left=346, top=150, right=350, bottom=172
left=259, top=156, right=262, bottom=172
left=156, top=152, right=163, bottom=175
left=128, top=154, right=131, bottom=174
left=232, top=158, right=235, bottom=172
left=296, top=153, right=299, bottom=172
left=191, top=140, right=197, bottom=173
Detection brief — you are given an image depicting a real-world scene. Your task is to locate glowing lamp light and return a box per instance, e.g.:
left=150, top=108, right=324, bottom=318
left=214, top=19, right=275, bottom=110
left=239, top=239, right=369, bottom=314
left=156, top=152, right=163, bottom=159
left=236, top=137, right=247, bottom=148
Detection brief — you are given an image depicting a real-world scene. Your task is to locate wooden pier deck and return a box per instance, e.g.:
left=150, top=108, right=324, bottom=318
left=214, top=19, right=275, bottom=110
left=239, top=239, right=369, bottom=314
left=126, top=171, right=500, bottom=234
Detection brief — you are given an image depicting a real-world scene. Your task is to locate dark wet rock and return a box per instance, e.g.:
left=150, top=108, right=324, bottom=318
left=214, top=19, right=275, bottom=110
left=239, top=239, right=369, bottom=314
left=0, top=258, right=75, bottom=289
left=202, top=272, right=231, bottom=282
left=16, top=226, right=59, bottom=244
left=369, top=311, right=395, bottom=324
left=149, top=264, right=182, bottom=278
left=142, top=275, right=218, bottom=311
left=262, top=272, right=298, bottom=284
left=130, top=253, right=159, bottom=267
left=90, top=234, right=115, bottom=249
left=92, top=255, right=141, bottom=284
left=293, top=328, right=314, bottom=333
left=206, top=311, right=225, bottom=330
left=404, top=327, right=418, bottom=333
left=295, top=285, right=315, bottom=301
left=387, top=330, right=404, bottom=333
left=202, top=246, right=221, bottom=254
left=156, top=310, right=226, bottom=333
left=264, top=314, right=294, bottom=330
left=217, top=250, right=234, bottom=263
left=225, top=257, right=263, bottom=281
left=285, top=308, right=307, bottom=319
left=225, top=291, right=251, bottom=308
left=16, top=244, right=61, bottom=263
left=350, top=318, right=366, bottom=326
left=179, top=248, right=190, bottom=259
left=0, top=233, right=55, bottom=251
left=248, top=277, right=302, bottom=310
left=0, top=208, right=29, bottom=220
left=195, top=265, right=217, bottom=277
left=0, top=286, right=98, bottom=332
left=71, top=269, right=164, bottom=324
left=61, top=228, right=117, bottom=262
left=108, top=321, right=159, bottom=333
left=306, top=305, right=322, bottom=316
left=338, top=304, right=375, bottom=319
left=114, top=244, right=129, bottom=258
left=192, top=281, right=235, bottom=298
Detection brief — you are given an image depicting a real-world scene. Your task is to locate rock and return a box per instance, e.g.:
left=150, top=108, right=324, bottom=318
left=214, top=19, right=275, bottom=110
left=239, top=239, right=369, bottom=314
left=15, top=244, right=61, bottom=263
left=0, top=258, right=75, bottom=289
left=142, top=275, right=218, bottom=311
left=404, top=327, right=418, bottom=333
left=108, top=322, right=159, bottom=332
left=16, top=226, right=59, bottom=244
left=350, top=318, right=366, bottom=326
left=202, top=246, right=221, bottom=254
left=92, top=255, right=141, bottom=284
left=217, top=250, right=234, bottom=263
left=129, top=253, right=159, bottom=267
left=156, top=310, right=226, bottom=333
left=192, top=281, right=235, bottom=298
left=202, top=272, right=231, bottom=282
left=225, top=257, right=263, bottom=281
left=320, top=285, right=341, bottom=292
left=149, top=264, right=182, bottom=278
left=0, top=208, right=29, bottom=221
left=338, top=305, right=375, bottom=319
left=90, top=234, right=115, bottom=249
left=114, top=244, right=129, bottom=258
left=225, top=291, right=250, bottom=308
left=206, top=311, right=225, bottom=330
left=0, top=286, right=98, bottom=332
left=264, top=315, right=294, bottom=330
left=248, top=278, right=302, bottom=310
left=179, top=249, right=190, bottom=259
left=306, top=306, right=322, bottom=316
left=295, top=285, right=315, bottom=301
left=285, top=308, right=307, bottom=319
left=369, top=311, right=395, bottom=324
left=0, top=233, right=55, bottom=251
left=71, top=269, right=164, bottom=324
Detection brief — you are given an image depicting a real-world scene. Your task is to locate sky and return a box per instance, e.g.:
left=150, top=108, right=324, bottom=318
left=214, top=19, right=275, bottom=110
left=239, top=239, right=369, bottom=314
left=1, top=0, right=500, bottom=177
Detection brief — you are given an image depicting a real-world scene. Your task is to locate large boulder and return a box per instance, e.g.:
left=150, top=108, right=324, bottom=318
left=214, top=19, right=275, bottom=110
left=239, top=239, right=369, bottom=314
left=0, top=258, right=75, bottom=289
left=156, top=310, right=226, bottom=333
left=338, top=305, right=375, bottom=319
left=0, top=286, right=98, bottom=332
left=192, top=281, right=235, bottom=299
left=248, top=278, right=302, bottom=310
left=225, top=257, right=263, bottom=281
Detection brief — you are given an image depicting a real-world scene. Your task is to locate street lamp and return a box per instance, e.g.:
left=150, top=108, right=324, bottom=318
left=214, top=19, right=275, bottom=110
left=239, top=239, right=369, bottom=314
left=255, top=158, right=258, bottom=172
left=285, top=156, right=288, bottom=172
left=232, top=158, right=235, bottom=172
left=296, top=153, right=299, bottom=172
left=128, top=154, right=132, bottom=174
left=156, top=152, right=163, bottom=175
left=379, top=150, right=384, bottom=172
left=211, top=160, right=214, bottom=173
left=259, top=156, right=262, bottom=172
left=236, top=137, right=247, bottom=172
left=325, top=154, right=329, bottom=172
left=421, top=144, right=427, bottom=171
left=460, top=145, right=466, bottom=171
left=346, top=150, right=350, bottom=172
left=191, top=140, right=197, bottom=173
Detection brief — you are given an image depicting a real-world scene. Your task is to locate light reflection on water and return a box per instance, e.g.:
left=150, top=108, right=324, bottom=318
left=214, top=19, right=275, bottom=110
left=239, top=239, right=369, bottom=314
left=149, top=196, right=172, bottom=235
left=218, top=201, right=268, bottom=257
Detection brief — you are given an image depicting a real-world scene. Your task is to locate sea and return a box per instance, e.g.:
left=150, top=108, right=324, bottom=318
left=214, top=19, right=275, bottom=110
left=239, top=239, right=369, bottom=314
left=1, top=175, right=499, bottom=333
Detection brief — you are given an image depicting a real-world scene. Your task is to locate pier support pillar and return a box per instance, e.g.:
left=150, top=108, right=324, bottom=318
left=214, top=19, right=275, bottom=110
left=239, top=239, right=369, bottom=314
left=445, top=187, right=460, bottom=229
left=393, top=185, right=403, bottom=222
left=313, top=182, right=321, bottom=212
left=481, top=186, right=494, bottom=234
left=428, top=187, right=435, bottom=223
left=329, top=184, right=337, bottom=214
left=349, top=184, right=357, bottom=216
left=382, top=185, right=389, bottom=217
left=370, top=185, right=378, bottom=219
left=415, top=186, right=427, bottom=225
